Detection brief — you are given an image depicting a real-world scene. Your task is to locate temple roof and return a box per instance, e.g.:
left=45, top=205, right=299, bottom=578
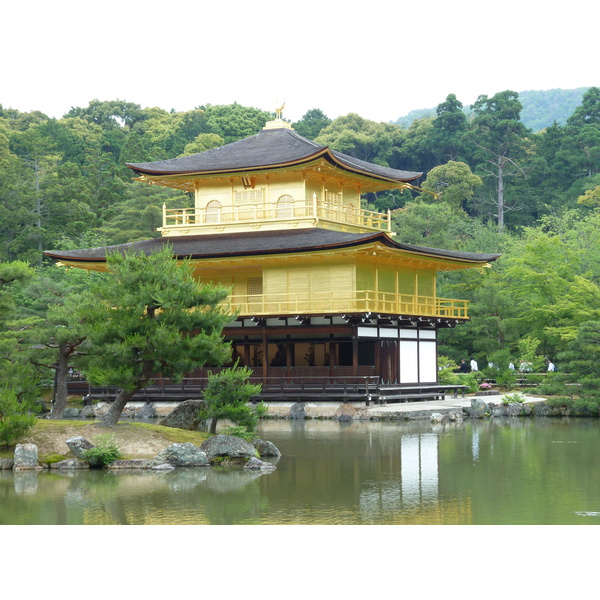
left=44, top=229, right=500, bottom=267
left=127, top=127, right=422, bottom=184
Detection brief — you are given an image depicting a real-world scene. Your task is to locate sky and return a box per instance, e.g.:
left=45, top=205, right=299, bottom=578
left=2, top=0, right=598, bottom=124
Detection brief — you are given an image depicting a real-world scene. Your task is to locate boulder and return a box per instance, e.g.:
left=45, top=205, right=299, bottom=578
left=158, top=400, right=208, bottom=431
left=149, top=443, right=209, bottom=467
left=289, top=402, right=306, bottom=420
left=466, top=397, right=489, bottom=419
left=1, top=458, right=15, bottom=470
left=448, top=411, right=463, bottom=422
left=65, top=436, right=94, bottom=459
left=491, top=405, right=509, bottom=417
left=253, top=438, right=281, bottom=458
left=137, top=402, right=157, bottom=419
left=13, top=444, right=42, bottom=471
left=334, top=403, right=357, bottom=422
left=244, top=457, right=277, bottom=471
left=79, top=405, right=96, bottom=419
left=532, top=402, right=555, bottom=417
left=50, top=459, right=90, bottom=470
left=200, top=434, right=258, bottom=462
left=430, top=412, right=446, bottom=424
left=63, top=407, right=81, bottom=418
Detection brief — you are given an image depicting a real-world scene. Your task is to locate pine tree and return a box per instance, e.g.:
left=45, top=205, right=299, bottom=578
left=81, top=245, right=233, bottom=427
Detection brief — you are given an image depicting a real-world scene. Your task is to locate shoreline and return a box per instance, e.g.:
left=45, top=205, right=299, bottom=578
left=78, top=393, right=554, bottom=422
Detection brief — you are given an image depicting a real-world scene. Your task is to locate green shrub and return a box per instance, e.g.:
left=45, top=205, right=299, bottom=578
left=221, top=425, right=255, bottom=442
left=501, top=392, right=526, bottom=405
left=0, top=390, right=37, bottom=448
left=572, top=398, right=600, bottom=416
left=199, top=363, right=265, bottom=435
left=537, top=376, right=569, bottom=396
left=546, top=396, right=574, bottom=409
left=495, top=369, right=518, bottom=389
left=82, top=434, right=122, bottom=467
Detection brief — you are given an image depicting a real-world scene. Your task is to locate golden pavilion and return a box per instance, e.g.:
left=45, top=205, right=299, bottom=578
left=45, top=114, right=499, bottom=403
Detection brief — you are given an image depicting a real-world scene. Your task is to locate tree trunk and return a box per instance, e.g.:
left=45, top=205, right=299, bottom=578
left=99, top=387, right=139, bottom=427
left=48, top=344, right=69, bottom=420
left=209, top=418, right=219, bottom=434
left=497, top=159, right=505, bottom=233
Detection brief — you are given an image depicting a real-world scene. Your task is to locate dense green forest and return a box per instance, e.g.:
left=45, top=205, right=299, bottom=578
left=2, top=88, right=600, bottom=407
left=394, top=87, right=590, bottom=132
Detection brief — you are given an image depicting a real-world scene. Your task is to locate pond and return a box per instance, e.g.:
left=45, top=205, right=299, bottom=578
left=2, top=417, right=600, bottom=525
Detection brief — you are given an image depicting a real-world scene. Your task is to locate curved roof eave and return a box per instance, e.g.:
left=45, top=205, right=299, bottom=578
left=128, top=148, right=422, bottom=184
left=126, top=127, right=422, bottom=184
left=43, top=230, right=501, bottom=266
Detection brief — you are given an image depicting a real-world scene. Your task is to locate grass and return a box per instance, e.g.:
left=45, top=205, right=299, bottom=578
left=1, top=419, right=212, bottom=463
left=127, top=421, right=212, bottom=444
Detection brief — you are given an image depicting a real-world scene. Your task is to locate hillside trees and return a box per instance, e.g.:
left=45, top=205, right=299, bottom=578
left=419, top=161, right=482, bottom=209
left=430, top=94, right=470, bottom=164
left=469, top=91, right=530, bottom=232
left=292, top=108, right=332, bottom=140
left=0, top=261, right=41, bottom=426
left=315, top=113, right=404, bottom=165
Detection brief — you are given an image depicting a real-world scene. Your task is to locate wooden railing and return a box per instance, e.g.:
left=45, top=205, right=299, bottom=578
left=225, top=290, right=469, bottom=319
left=75, top=376, right=469, bottom=407
left=161, top=196, right=392, bottom=233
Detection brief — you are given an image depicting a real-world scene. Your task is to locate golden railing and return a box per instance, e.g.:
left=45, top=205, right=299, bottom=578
left=162, top=197, right=392, bottom=233
left=224, top=291, right=469, bottom=319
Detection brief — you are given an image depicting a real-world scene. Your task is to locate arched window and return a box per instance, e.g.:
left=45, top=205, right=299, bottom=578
left=276, top=194, right=294, bottom=218
left=205, top=200, right=222, bottom=223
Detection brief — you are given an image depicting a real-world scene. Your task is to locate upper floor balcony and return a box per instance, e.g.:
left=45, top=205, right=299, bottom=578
left=160, top=195, right=393, bottom=236
left=224, top=290, right=469, bottom=320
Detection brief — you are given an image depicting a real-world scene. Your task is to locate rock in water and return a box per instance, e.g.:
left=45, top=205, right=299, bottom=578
left=253, top=439, right=281, bottom=458
left=13, top=444, right=42, bottom=471
left=244, top=457, right=277, bottom=471
left=200, top=434, right=258, bottom=462
left=149, top=443, right=209, bottom=467
left=289, top=402, right=306, bottom=419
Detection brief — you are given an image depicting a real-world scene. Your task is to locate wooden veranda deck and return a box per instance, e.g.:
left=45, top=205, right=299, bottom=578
left=68, top=377, right=468, bottom=406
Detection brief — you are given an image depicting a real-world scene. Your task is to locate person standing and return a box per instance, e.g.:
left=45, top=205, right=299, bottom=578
left=470, top=358, right=478, bottom=372
left=459, top=359, right=470, bottom=373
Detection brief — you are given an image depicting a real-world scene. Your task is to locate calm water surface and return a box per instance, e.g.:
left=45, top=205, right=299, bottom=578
left=2, top=418, right=600, bottom=525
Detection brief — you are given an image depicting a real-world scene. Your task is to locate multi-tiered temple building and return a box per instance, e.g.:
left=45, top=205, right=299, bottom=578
left=45, top=115, right=499, bottom=404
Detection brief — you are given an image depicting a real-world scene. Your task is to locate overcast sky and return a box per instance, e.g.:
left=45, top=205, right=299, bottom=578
left=2, top=0, right=597, bottom=124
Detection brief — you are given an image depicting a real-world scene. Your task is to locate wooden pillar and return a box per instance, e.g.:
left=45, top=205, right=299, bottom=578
left=262, top=329, right=268, bottom=382
left=329, top=341, right=336, bottom=381
left=286, top=339, right=292, bottom=381
left=352, top=338, right=358, bottom=379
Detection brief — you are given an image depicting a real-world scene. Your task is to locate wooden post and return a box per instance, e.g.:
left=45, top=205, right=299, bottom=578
left=329, top=341, right=336, bottom=382
left=286, top=340, right=292, bottom=382
left=262, top=329, right=268, bottom=383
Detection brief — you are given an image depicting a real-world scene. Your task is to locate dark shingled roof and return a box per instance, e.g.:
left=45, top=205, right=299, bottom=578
left=126, top=127, right=422, bottom=183
left=43, top=229, right=501, bottom=265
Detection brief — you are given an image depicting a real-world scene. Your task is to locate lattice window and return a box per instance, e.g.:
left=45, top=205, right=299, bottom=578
left=247, top=277, right=263, bottom=296
left=234, top=189, right=263, bottom=205
left=326, top=191, right=342, bottom=204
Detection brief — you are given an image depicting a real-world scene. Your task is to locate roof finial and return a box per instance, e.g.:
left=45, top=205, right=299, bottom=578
left=275, top=101, right=285, bottom=120
left=263, top=102, right=293, bottom=130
